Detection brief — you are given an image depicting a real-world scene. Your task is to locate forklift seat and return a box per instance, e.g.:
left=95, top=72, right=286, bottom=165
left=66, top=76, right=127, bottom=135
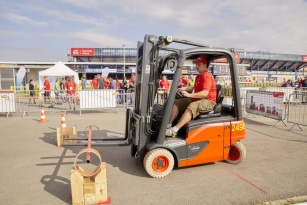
left=197, top=85, right=223, bottom=119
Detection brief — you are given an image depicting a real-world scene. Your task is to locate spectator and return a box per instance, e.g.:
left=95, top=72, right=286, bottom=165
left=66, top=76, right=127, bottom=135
left=116, top=78, right=122, bottom=104
left=115, top=78, right=121, bottom=89
left=281, top=80, right=291, bottom=87
left=40, top=75, right=54, bottom=108
left=281, top=78, right=286, bottom=86
left=81, top=76, right=86, bottom=90
left=65, top=76, right=77, bottom=111
left=104, top=77, right=109, bottom=89
left=97, top=74, right=105, bottom=89
left=189, top=74, right=195, bottom=87
left=300, top=76, right=307, bottom=88
left=182, top=75, right=189, bottom=88
left=159, top=75, right=170, bottom=104
left=109, top=78, right=115, bottom=89
left=54, top=79, right=61, bottom=104
left=129, top=74, right=135, bottom=85
left=60, top=78, right=67, bottom=103
left=178, top=74, right=183, bottom=89
left=289, top=80, right=294, bottom=87
left=91, top=75, right=99, bottom=89
left=28, top=79, right=36, bottom=104
left=121, top=76, right=128, bottom=103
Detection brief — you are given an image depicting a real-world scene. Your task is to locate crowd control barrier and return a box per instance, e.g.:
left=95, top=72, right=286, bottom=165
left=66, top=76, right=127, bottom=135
left=245, top=90, right=287, bottom=126
left=0, top=91, right=15, bottom=118
left=287, top=92, right=307, bottom=131
left=79, top=89, right=116, bottom=112
left=15, top=90, right=79, bottom=117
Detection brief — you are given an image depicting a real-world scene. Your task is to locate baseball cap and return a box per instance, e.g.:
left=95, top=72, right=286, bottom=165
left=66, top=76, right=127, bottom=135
left=94, top=75, right=97, bottom=78
left=182, top=76, right=186, bottom=79
left=44, top=75, right=48, bottom=78
left=193, top=57, right=207, bottom=65
left=68, top=75, right=72, bottom=78
left=108, top=77, right=113, bottom=81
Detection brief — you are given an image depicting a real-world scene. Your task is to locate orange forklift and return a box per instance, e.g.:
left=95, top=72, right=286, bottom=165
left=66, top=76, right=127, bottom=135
left=64, top=35, right=246, bottom=178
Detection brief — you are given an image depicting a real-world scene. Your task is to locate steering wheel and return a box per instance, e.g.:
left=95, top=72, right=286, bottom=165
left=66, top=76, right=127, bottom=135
left=175, top=90, right=184, bottom=99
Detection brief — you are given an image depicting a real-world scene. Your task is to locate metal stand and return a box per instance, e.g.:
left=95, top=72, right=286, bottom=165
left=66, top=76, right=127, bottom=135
left=22, top=111, right=28, bottom=118
left=274, top=119, right=287, bottom=127
left=289, top=123, right=304, bottom=131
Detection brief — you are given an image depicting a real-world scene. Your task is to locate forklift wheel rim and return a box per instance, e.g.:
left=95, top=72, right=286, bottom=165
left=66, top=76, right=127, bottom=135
left=152, top=156, right=169, bottom=173
left=228, top=146, right=240, bottom=161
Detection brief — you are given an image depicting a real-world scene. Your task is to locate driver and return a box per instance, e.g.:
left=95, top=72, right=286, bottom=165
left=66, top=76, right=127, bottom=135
left=165, top=57, right=217, bottom=137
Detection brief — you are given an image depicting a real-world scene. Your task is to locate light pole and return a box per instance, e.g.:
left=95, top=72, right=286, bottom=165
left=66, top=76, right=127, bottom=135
left=123, top=44, right=125, bottom=78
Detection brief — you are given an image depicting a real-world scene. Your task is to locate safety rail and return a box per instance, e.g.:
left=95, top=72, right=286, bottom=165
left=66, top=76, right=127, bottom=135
left=0, top=91, right=15, bottom=118
left=287, top=92, right=307, bottom=131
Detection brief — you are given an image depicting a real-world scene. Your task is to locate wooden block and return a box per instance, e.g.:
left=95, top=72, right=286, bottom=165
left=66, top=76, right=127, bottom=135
left=56, top=126, right=63, bottom=146
left=70, top=163, right=108, bottom=205
left=71, top=166, right=84, bottom=205
left=68, top=126, right=77, bottom=144
left=95, top=162, right=107, bottom=203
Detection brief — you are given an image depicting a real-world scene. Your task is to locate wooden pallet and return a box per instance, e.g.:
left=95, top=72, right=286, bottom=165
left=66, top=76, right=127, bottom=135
left=56, top=126, right=77, bottom=146
left=70, top=162, right=108, bottom=205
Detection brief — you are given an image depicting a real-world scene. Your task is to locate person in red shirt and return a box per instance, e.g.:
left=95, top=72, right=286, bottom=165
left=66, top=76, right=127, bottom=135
left=182, top=75, right=189, bottom=87
left=165, top=57, right=217, bottom=137
left=115, top=78, right=121, bottom=89
left=64, top=76, right=77, bottom=110
left=177, top=75, right=183, bottom=89
left=91, top=75, right=99, bottom=89
left=104, top=77, right=109, bottom=89
left=159, top=75, right=170, bottom=104
left=129, top=74, right=135, bottom=84
left=40, top=75, right=54, bottom=108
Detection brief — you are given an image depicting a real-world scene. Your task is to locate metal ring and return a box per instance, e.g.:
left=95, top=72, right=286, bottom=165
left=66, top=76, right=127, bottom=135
left=74, top=148, right=102, bottom=177
left=84, top=125, right=100, bottom=138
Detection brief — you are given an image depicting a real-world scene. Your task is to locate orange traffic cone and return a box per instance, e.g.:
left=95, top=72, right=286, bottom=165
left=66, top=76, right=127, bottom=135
left=61, top=113, right=69, bottom=131
left=38, top=107, right=48, bottom=123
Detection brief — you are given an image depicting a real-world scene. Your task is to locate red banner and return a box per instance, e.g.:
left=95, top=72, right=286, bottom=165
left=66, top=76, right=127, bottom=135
left=303, top=55, right=307, bottom=62
left=215, top=53, right=240, bottom=63
left=71, top=48, right=94, bottom=56
left=273, top=92, right=284, bottom=98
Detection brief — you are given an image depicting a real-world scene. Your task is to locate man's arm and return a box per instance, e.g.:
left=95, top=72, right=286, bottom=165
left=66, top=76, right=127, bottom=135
left=182, top=90, right=209, bottom=99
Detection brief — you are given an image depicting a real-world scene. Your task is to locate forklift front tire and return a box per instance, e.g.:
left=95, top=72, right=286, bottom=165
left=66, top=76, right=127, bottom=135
left=144, top=148, right=174, bottom=178
left=226, top=141, right=246, bottom=165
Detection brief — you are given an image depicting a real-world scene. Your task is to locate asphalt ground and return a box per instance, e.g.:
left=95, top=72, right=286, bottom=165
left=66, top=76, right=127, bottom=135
left=0, top=110, right=306, bottom=205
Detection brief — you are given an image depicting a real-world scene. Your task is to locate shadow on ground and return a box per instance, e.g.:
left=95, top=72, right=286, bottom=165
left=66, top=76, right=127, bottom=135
left=37, top=129, right=148, bottom=204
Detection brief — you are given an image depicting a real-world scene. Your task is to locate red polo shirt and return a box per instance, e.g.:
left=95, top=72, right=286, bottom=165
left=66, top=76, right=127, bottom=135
left=104, top=81, right=109, bottom=89
left=183, top=79, right=189, bottom=87
left=92, top=79, right=98, bottom=89
left=44, top=80, right=50, bottom=92
left=192, top=70, right=216, bottom=101
left=65, top=81, right=77, bottom=94
left=129, top=76, right=135, bottom=84
left=159, top=80, right=170, bottom=92
left=116, top=81, right=120, bottom=89
left=178, top=78, right=183, bottom=88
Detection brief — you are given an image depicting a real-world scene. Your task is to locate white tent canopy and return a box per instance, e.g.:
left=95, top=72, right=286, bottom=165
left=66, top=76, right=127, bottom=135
left=38, top=61, right=79, bottom=91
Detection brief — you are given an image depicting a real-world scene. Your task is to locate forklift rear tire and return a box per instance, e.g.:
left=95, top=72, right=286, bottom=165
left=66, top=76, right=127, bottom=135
left=144, top=148, right=174, bottom=178
left=226, top=141, right=246, bottom=165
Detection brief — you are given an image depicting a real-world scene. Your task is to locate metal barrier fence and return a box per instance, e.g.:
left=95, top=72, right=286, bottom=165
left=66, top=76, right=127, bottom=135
left=287, top=92, right=307, bottom=131
left=0, top=91, right=15, bottom=118
left=9, top=89, right=134, bottom=117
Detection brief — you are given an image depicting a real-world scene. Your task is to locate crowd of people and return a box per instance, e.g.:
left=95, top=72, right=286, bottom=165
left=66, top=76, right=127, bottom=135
left=281, top=76, right=307, bottom=89
left=158, top=73, right=195, bottom=104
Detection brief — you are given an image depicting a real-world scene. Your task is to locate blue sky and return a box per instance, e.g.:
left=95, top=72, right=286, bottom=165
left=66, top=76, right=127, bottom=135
left=0, top=0, right=306, bottom=61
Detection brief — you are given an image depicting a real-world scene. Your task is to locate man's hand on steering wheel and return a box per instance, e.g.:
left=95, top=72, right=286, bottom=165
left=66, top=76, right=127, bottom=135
left=181, top=90, right=190, bottom=98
